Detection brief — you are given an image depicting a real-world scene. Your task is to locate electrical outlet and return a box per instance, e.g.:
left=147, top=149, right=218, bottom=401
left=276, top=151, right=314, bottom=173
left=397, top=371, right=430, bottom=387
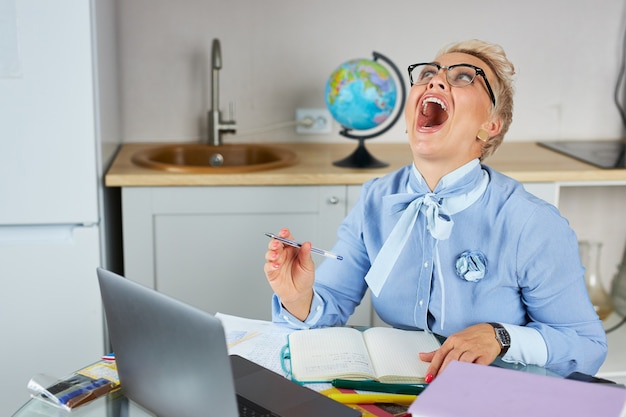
left=296, top=108, right=332, bottom=134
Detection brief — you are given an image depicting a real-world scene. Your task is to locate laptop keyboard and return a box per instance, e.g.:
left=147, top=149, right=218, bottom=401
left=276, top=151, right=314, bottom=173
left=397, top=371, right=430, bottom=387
left=237, top=394, right=278, bottom=417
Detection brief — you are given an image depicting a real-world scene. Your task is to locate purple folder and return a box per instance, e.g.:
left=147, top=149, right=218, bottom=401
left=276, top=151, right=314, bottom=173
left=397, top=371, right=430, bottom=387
left=408, top=361, right=626, bottom=417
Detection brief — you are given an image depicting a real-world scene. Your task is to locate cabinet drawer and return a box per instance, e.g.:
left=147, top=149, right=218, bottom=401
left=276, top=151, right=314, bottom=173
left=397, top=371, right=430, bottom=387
left=150, top=186, right=331, bottom=214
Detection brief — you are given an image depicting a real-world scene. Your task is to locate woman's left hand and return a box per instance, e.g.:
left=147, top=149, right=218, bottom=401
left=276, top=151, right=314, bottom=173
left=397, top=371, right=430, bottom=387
left=419, top=323, right=501, bottom=381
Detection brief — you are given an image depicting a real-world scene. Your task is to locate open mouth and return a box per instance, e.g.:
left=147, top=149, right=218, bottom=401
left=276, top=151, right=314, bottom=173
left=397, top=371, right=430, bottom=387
left=417, top=97, right=449, bottom=129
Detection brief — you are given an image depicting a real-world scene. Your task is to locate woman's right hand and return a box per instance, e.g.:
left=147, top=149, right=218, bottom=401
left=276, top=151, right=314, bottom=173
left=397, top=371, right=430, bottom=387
left=263, top=228, right=316, bottom=321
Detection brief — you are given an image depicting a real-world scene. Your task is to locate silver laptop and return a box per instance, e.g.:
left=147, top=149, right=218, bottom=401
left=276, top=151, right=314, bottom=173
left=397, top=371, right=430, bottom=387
left=97, top=268, right=359, bottom=417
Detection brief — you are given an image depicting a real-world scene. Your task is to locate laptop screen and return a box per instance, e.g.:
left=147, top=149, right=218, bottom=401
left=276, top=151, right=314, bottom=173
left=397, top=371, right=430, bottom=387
left=98, top=268, right=239, bottom=417
left=97, top=268, right=360, bottom=417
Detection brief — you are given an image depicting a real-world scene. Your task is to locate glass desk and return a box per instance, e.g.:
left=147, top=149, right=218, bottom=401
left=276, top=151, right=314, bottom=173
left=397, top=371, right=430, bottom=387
left=11, top=358, right=559, bottom=417
left=12, top=391, right=155, bottom=417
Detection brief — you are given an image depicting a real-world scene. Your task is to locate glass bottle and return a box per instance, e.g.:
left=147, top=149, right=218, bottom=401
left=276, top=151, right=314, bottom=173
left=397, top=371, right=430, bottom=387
left=579, top=240, right=613, bottom=321
left=611, top=241, right=626, bottom=317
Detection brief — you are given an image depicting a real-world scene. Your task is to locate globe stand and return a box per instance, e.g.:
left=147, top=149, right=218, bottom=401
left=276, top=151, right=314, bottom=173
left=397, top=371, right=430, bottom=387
left=331, top=51, right=406, bottom=169
left=333, top=138, right=388, bottom=168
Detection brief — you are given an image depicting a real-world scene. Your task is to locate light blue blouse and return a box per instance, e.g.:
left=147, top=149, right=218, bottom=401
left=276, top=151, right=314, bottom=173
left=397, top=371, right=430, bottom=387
left=272, top=161, right=607, bottom=376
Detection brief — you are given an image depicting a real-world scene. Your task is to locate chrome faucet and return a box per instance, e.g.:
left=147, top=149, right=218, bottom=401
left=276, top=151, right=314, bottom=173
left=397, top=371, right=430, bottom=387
left=208, top=38, right=237, bottom=146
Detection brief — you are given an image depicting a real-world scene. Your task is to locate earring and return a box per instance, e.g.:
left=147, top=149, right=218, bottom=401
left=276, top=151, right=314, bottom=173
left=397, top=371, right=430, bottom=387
left=476, top=129, right=489, bottom=142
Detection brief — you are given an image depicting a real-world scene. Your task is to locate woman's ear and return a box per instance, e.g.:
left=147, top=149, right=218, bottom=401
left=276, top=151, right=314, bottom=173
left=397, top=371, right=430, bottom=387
left=482, top=116, right=502, bottom=138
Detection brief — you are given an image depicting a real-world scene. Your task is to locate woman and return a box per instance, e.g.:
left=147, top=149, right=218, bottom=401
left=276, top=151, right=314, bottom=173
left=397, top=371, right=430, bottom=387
left=264, top=39, right=607, bottom=378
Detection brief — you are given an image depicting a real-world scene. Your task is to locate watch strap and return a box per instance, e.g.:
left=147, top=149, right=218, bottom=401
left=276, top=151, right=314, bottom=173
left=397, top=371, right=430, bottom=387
left=488, top=322, right=511, bottom=357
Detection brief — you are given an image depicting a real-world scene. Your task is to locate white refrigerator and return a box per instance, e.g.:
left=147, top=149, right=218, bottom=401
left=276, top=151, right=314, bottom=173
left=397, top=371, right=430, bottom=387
left=0, top=0, right=120, bottom=414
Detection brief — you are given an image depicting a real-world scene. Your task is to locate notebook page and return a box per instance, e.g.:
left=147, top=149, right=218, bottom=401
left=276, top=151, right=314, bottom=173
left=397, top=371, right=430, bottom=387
left=289, top=327, right=375, bottom=381
left=363, top=328, right=440, bottom=382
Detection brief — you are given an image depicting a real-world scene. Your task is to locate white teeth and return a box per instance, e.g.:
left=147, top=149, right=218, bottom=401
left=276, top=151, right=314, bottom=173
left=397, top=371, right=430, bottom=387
left=422, top=97, right=447, bottom=114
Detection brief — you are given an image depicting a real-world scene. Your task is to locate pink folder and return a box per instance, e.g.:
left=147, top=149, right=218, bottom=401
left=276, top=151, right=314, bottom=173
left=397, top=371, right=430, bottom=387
left=408, top=361, right=626, bottom=417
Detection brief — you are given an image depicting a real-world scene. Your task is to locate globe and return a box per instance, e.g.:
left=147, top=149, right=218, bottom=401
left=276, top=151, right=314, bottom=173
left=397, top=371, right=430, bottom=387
left=325, top=59, right=398, bottom=131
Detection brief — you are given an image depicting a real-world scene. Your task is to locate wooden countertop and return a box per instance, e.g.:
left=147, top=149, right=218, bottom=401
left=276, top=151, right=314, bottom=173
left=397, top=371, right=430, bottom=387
left=105, top=142, right=626, bottom=187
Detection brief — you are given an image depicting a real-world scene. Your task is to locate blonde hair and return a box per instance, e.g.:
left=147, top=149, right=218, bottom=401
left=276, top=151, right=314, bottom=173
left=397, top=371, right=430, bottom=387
left=437, top=39, right=515, bottom=159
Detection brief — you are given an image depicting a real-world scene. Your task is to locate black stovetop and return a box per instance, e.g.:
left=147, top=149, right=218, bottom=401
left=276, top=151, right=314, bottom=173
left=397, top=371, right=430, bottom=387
left=538, top=139, right=626, bottom=169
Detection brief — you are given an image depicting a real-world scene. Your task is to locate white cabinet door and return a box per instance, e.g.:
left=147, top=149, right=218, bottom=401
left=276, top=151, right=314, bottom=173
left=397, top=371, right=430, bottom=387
left=0, top=226, right=103, bottom=415
left=597, top=314, right=626, bottom=384
left=122, top=186, right=347, bottom=320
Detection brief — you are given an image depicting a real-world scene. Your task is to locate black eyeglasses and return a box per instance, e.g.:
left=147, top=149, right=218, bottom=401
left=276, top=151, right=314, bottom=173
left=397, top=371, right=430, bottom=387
left=407, top=62, right=496, bottom=106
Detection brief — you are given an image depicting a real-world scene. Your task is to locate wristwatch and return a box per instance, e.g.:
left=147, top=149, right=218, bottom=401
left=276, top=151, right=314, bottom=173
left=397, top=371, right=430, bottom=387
left=488, top=322, right=511, bottom=357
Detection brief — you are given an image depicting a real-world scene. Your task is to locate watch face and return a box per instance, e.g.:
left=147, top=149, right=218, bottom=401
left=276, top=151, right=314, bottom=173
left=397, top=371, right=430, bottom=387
left=495, top=328, right=511, bottom=347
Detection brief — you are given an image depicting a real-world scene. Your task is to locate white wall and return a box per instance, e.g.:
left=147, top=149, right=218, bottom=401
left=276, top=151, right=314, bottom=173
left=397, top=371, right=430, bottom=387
left=115, top=0, right=626, bottom=145
left=113, top=0, right=626, bottom=290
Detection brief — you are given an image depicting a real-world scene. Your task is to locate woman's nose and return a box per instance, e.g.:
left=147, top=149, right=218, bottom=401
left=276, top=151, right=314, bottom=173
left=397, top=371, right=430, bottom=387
left=428, top=71, right=448, bottom=91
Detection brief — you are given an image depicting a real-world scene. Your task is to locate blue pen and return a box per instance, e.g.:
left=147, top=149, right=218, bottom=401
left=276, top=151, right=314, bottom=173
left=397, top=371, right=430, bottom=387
left=265, top=233, right=343, bottom=261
